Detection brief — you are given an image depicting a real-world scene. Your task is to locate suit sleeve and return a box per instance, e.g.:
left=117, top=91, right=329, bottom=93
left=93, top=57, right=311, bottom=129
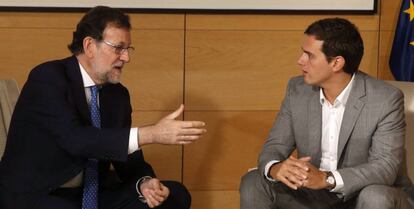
left=339, top=88, right=405, bottom=199
left=258, top=79, right=297, bottom=177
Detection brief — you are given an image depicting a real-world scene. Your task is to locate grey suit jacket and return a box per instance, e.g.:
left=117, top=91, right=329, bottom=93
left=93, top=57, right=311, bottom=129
left=259, top=72, right=406, bottom=199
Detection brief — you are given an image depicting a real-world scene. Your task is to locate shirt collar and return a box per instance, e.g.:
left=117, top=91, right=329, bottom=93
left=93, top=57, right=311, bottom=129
left=78, top=62, right=96, bottom=88
left=320, top=74, right=355, bottom=106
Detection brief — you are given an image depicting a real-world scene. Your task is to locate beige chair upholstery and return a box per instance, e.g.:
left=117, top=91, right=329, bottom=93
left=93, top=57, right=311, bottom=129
left=385, top=80, right=414, bottom=181
left=0, top=79, right=19, bottom=158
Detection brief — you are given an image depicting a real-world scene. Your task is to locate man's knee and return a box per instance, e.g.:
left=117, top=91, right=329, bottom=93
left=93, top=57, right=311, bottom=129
left=162, top=181, right=191, bottom=209
left=356, top=185, right=403, bottom=209
left=240, top=168, right=277, bottom=209
left=240, top=169, right=262, bottom=198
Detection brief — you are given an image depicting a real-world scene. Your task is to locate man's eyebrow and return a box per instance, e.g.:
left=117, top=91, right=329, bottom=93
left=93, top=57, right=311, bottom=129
left=301, top=47, right=312, bottom=56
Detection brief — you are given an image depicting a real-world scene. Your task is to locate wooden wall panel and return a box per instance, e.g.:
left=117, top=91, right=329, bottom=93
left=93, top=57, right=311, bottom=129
left=0, top=12, right=80, bottom=28
left=359, top=31, right=379, bottom=77
left=190, top=191, right=239, bottom=209
left=123, top=29, right=184, bottom=111
left=378, top=31, right=395, bottom=80
left=132, top=111, right=183, bottom=182
left=0, top=29, right=73, bottom=87
left=183, top=111, right=276, bottom=190
left=186, top=14, right=379, bottom=31
left=185, top=30, right=301, bottom=111
left=185, top=31, right=378, bottom=111
left=379, top=0, right=401, bottom=31
left=129, top=13, right=184, bottom=29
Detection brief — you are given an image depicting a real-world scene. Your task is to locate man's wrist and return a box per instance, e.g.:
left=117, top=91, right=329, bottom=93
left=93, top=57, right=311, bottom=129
left=267, top=162, right=282, bottom=182
left=324, top=171, right=336, bottom=190
left=137, top=126, right=154, bottom=146
left=136, top=176, right=153, bottom=203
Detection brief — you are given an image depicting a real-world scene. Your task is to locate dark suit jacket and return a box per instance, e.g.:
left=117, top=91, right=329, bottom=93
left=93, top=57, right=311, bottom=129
left=0, top=56, right=155, bottom=208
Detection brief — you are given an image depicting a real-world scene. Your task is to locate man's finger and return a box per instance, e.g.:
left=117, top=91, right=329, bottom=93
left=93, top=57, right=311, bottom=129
left=290, top=167, right=308, bottom=180
left=180, top=121, right=206, bottom=128
left=143, top=191, right=155, bottom=208
left=159, top=184, right=170, bottom=197
left=151, top=179, right=161, bottom=190
left=287, top=157, right=309, bottom=172
left=180, top=128, right=207, bottom=135
left=151, top=192, right=166, bottom=202
left=298, top=156, right=311, bottom=162
left=146, top=192, right=161, bottom=208
left=179, top=135, right=202, bottom=141
left=285, top=173, right=304, bottom=187
left=281, top=177, right=298, bottom=190
left=179, top=141, right=193, bottom=145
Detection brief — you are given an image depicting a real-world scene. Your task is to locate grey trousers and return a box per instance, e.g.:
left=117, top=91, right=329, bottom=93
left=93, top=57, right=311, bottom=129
left=239, top=169, right=410, bottom=209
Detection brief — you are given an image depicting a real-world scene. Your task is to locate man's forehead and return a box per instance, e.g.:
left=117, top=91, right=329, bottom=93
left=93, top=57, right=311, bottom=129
left=102, top=25, right=131, bottom=35
left=102, top=26, right=131, bottom=43
left=302, top=35, right=324, bottom=53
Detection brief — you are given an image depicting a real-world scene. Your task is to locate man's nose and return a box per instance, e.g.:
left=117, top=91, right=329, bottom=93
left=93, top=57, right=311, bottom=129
left=120, top=50, right=130, bottom=63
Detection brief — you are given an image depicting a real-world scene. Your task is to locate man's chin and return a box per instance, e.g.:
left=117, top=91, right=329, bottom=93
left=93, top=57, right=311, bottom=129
left=303, top=76, right=312, bottom=85
left=108, top=79, right=121, bottom=84
left=106, top=71, right=122, bottom=84
left=107, top=75, right=121, bottom=84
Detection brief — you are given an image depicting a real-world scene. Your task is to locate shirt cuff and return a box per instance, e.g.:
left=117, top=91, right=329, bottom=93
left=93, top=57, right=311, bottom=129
left=331, top=170, right=344, bottom=193
left=128, top=127, right=140, bottom=154
left=264, top=160, right=280, bottom=182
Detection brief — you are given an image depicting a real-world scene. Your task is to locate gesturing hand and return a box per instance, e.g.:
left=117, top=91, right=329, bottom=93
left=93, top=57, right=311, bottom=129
left=139, top=104, right=207, bottom=146
left=269, top=156, right=311, bottom=190
left=140, top=178, right=170, bottom=208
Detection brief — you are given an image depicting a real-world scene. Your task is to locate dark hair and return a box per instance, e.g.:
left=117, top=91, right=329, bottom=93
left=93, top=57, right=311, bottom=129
left=68, top=6, right=131, bottom=55
left=304, top=18, right=364, bottom=74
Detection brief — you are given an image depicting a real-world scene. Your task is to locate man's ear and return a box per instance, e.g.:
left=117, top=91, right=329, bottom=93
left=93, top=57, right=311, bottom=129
left=83, top=37, right=96, bottom=58
left=332, top=56, right=345, bottom=72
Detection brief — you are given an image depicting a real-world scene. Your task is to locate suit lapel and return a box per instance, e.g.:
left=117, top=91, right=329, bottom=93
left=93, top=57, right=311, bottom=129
left=337, top=72, right=366, bottom=160
left=308, top=86, right=322, bottom=167
left=64, top=56, right=91, bottom=124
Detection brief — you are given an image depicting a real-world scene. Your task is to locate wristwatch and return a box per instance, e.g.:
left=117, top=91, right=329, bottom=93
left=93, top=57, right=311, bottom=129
left=325, top=171, right=336, bottom=190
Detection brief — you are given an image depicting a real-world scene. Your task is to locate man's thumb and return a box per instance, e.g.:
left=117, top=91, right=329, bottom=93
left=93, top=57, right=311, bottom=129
left=165, top=104, right=184, bottom=120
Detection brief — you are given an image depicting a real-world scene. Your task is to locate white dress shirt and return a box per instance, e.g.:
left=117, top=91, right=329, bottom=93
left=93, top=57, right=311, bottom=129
left=319, top=74, right=354, bottom=192
left=265, top=74, right=355, bottom=194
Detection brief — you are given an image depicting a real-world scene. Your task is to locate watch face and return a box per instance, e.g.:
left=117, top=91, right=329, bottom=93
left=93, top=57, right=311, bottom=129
left=327, top=176, right=335, bottom=185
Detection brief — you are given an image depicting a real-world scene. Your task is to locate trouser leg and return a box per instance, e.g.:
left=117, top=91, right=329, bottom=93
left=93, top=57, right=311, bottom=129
left=355, top=184, right=410, bottom=209
left=240, top=169, right=277, bottom=209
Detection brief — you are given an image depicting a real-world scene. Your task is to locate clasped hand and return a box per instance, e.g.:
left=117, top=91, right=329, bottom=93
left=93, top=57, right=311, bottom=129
left=140, top=178, right=169, bottom=208
left=269, top=156, right=327, bottom=190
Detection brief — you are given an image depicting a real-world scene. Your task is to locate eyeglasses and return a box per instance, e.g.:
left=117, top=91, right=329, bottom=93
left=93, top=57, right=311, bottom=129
left=101, top=40, right=135, bottom=55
